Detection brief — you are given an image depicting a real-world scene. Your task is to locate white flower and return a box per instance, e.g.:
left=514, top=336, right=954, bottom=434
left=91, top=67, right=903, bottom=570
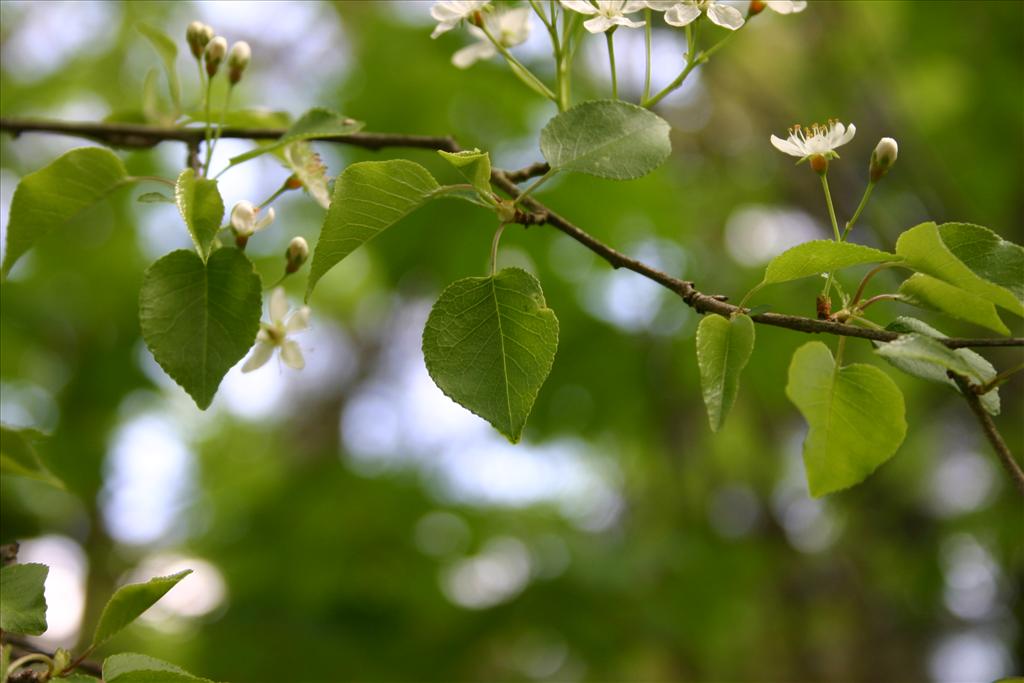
left=230, top=200, right=275, bottom=238
left=431, top=1, right=489, bottom=39
left=560, top=1, right=647, bottom=34
left=452, top=7, right=531, bottom=68
left=763, top=1, right=807, bottom=14
left=770, top=120, right=856, bottom=160
left=650, top=0, right=745, bottom=30
left=242, top=287, right=310, bottom=372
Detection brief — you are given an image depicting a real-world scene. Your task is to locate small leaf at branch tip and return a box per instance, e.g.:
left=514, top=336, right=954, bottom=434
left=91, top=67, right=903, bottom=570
left=92, top=570, right=193, bottom=648
left=696, top=313, right=755, bottom=432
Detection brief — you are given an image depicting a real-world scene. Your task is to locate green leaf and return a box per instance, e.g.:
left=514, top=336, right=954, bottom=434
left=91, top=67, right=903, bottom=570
left=137, top=23, right=181, bottom=111
left=138, top=191, right=174, bottom=204
left=2, top=148, right=128, bottom=277
left=695, top=314, right=755, bottom=432
left=895, top=221, right=1023, bottom=317
left=227, top=107, right=364, bottom=167
left=0, top=563, right=48, bottom=635
left=139, top=249, right=262, bottom=410
left=0, top=425, right=63, bottom=488
left=785, top=342, right=907, bottom=497
left=92, top=571, right=192, bottom=648
left=422, top=268, right=559, bottom=443
left=438, top=149, right=493, bottom=198
left=540, top=100, right=671, bottom=180
left=762, top=241, right=900, bottom=285
left=307, top=160, right=440, bottom=298
left=898, top=273, right=1010, bottom=335
left=61, top=675, right=102, bottom=683
left=937, top=222, right=1024, bottom=303
left=104, top=653, right=213, bottom=683
left=880, top=317, right=1000, bottom=415
left=282, top=141, right=330, bottom=209
left=174, top=169, right=224, bottom=260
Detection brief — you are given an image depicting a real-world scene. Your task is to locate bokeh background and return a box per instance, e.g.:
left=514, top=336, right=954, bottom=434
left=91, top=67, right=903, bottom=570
left=1, top=1, right=1022, bottom=681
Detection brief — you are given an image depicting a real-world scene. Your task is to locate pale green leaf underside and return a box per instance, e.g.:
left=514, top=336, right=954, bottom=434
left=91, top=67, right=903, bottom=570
left=786, top=342, right=907, bottom=497
left=2, top=147, right=127, bottom=276
left=137, top=23, right=180, bottom=110
left=0, top=563, right=48, bottom=635
left=438, top=149, right=492, bottom=198
left=139, top=249, right=262, bottom=410
left=307, top=159, right=440, bottom=298
left=92, top=571, right=192, bottom=648
left=763, top=241, right=899, bottom=285
left=174, top=168, right=224, bottom=260
left=881, top=318, right=999, bottom=415
left=895, top=221, right=1023, bottom=317
left=696, top=314, right=755, bottom=432
left=540, top=100, right=671, bottom=180
left=104, top=653, right=214, bottom=683
left=0, top=424, right=63, bottom=488
left=423, top=268, right=559, bottom=443
left=228, top=107, right=364, bottom=166
left=898, top=273, right=1010, bottom=335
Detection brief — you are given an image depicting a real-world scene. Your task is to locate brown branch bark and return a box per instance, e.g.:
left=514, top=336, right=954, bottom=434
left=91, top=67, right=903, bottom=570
left=949, top=373, right=1024, bottom=494
left=1, top=116, right=1021, bottom=355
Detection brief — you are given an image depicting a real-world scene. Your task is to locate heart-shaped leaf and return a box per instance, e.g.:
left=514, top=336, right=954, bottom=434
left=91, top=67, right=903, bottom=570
left=540, top=100, right=671, bottom=180
left=307, top=160, right=440, bottom=298
left=139, top=249, right=262, bottom=409
left=762, top=241, right=900, bottom=285
left=92, top=571, right=192, bottom=648
left=695, top=313, right=755, bottom=432
left=786, top=342, right=907, bottom=497
left=423, top=268, right=559, bottom=443
left=0, top=563, right=48, bottom=635
left=2, top=148, right=128, bottom=277
left=174, top=169, right=224, bottom=260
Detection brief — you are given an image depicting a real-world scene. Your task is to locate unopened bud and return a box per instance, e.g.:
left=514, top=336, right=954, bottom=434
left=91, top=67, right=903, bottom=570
left=749, top=0, right=766, bottom=15
left=816, top=294, right=832, bottom=320
left=285, top=236, right=310, bottom=273
left=187, top=22, right=214, bottom=59
left=809, top=153, right=828, bottom=175
left=869, top=137, right=898, bottom=182
left=228, top=41, right=251, bottom=85
left=204, top=36, right=228, bottom=77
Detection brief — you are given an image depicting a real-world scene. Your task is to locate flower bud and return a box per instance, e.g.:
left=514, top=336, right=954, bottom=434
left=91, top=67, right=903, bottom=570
left=809, top=153, right=828, bottom=175
left=285, top=236, right=310, bottom=273
left=228, top=41, right=251, bottom=85
left=187, top=22, right=214, bottom=59
left=869, top=137, right=898, bottom=183
left=204, top=36, right=228, bottom=77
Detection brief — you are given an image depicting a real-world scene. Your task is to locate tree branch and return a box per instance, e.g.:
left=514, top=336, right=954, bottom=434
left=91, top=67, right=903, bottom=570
left=1, top=117, right=1021, bottom=352
left=949, top=373, right=1024, bottom=494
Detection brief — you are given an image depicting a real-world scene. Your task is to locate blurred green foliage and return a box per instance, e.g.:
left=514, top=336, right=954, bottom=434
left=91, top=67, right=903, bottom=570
left=1, top=1, right=1021, bottom=681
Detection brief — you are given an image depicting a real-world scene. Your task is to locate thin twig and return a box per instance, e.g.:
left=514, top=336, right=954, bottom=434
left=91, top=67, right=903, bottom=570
left=949, top=372, right=1024, bottom=494
left=4, top=637, right=103, bottom=677
left=2, top=117, right=1021, bottom=352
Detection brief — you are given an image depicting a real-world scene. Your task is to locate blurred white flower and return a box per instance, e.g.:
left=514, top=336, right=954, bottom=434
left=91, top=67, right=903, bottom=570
left=452, top=7, right=532, bottom=68
left=763, top=1, right=807, bottom=14
left=649, top=0, right=745, bottom=30
left=431, top=1, right=490, bottom=39
left=230, top=200, right=275, bottom=238
left=560, top=1, right=647, bottom=33
left=242, top=287, right=310, bottom=372
left=770, top=120, right=856, bottom=160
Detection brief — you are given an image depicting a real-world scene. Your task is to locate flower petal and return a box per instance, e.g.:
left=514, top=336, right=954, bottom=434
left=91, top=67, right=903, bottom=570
left=560, top=0, right=598, bottom=15
left=269, top=287, right=289, bottom=325
left=836, top=122, right=856, bottom=147
left=644, top=0, right=678, bottom=9
left=609, top=15, right=646, bottom=28
left=621, top=0, right=649, bottom=12
left=452, top=40, right=495, bottom=68
left=770, top=134, right=802, bottom=157
left=706, top=2, right=745, bottom=29
left=286, top=306, right=311, bottom=333
left=664, top=3, right=700, bottom=26
left=583, top=15, right=616, bottom=32
left=280, top=340, right=305, bottom=370
left=241, top=340, right=275, bottom=373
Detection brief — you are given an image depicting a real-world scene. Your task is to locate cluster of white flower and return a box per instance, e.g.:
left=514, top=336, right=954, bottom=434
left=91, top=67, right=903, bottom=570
left=242, top=287, right=311, bottom=373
